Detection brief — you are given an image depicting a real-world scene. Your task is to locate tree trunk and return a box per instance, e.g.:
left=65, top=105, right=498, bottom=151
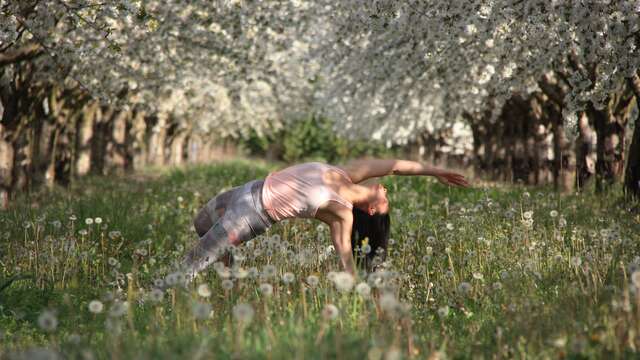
left=44, top=127, right=60, bottom=189
left=550, top=110, right=575, bottom=193
left=169, top=130, right=188, bottom=166
left=0, top=74, right=15, bottom=209
left=91, top=105, right=115, bottom=175
left=575, top=111, right=596, bottom=190
left=0, top=123, right=14, bottom=209
left=148, top=113, right=167, bottom=166
left=469, top=121, right=485, bottom=178
left=625, top=73, right=640, bottom=200
left=43, top=87, right=65, bottom=188
left=590, top=91, right=633, bottom=192
left=129, top=109, right=147, bottom=170
left=106, top=109, right=129, bottom=174
left=75, top=101, right=98, bottom=177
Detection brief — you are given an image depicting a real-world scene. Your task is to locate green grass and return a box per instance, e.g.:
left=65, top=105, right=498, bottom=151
left=1, top=159, right=640, bottom=359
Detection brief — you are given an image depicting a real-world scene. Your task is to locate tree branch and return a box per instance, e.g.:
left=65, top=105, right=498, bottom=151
left=0, top=42, right=43, bottom=67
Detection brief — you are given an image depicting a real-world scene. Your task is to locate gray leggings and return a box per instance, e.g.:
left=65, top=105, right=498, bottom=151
left=182, top=179, right=275, bottom=281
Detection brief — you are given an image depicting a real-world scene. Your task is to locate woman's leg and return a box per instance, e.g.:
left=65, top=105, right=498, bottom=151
left=193, top=186, right=241, bottom=236
left=183, top=180, right=272, bottom=282
left=183, top=217, right=233, bottom=281
left=193, top=207, right=214, bottom=237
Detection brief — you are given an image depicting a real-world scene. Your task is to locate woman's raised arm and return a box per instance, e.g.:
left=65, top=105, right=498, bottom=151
left=340, top=158, right=470, bottom=187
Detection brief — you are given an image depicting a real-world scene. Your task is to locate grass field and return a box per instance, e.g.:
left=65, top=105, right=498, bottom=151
left=1, top=160, right=640, bottom=359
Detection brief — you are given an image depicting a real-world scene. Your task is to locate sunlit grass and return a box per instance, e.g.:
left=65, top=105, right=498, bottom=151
left=1, top=159, right=640, bottom=359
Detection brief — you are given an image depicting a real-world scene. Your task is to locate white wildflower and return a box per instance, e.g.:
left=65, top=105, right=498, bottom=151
left=322, top=304, right=339, bottom=320
left=332, top=271, right=355, bottom=292
left=232, top=303, right=255, bottom=324
left=88, top=300, right=104, bottom=314
left=197, top=284, right=212, bottom=298
left=38, top=310, right=58, bottom=332
left=259, top=283, right=273, bottom=296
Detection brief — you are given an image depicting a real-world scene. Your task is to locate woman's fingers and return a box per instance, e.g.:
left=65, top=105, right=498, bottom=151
left=444, top=173, right=470, bottom=187
left=435, top=172, right=471, bottom=188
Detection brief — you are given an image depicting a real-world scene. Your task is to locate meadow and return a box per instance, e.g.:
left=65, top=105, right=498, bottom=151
left=1, top=159, right=640, bottom=359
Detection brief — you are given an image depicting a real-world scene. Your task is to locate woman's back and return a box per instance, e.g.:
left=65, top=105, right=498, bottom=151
left=261, top=162, right=353, bottom=221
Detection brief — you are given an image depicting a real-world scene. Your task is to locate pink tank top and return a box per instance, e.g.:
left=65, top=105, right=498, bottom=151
left=261, top=162, right=353, bottom=221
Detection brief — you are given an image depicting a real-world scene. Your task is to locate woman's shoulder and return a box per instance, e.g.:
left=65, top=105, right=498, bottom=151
left=329, top=164, right=353, bottom=183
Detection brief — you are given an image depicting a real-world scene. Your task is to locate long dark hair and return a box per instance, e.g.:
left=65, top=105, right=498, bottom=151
left=351, top=207, right=390, bottom=271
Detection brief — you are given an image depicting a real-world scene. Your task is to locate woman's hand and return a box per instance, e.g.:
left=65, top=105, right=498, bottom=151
left=434, top=171, right=470, bottom=187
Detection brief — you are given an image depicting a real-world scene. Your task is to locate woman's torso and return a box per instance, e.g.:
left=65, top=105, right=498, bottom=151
left=261, top=162, right=353, bottom=221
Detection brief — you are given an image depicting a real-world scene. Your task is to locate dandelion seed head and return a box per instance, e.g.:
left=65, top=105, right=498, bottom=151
left=355, top=282, right=371, bottom=297
left=380, top=292, right=400, bottom=314
left=88, top=300, right=104, bottom=314
left=145, top=288, right=163, bottom=303
left=165, top=272, right=181, bottom=286
left=38, top=310, right=58, bottom=332
left=306, top=275, right=319, bottom=288
left=437, top=305, right=449, bottom=318
left=262, top=264, right=277, bottom=278
left=558, top=218, right=567, bottom=228
left=85, top=218, right=94, bottom=225
left=458, top=282, right=472, bottom=296
left=332, top=271, right=355, bottom=292
left=216, top=267, right=231, bottom=279
left=232, top=303, right=255, bottom=324
left=259, top=283, right=273, bottom=296
left=192, top=301, right=212, bottom=320
left=322, top=304, right=339, bottom=320
left=135, top=248, right=148, bottom=257
left=108, top=301, right=128, bottom=318
left=233, top=267, right=249, bottom=279
left=221, top=279, right=234, bottom=290
left=197, top=284, right=212, bottom=298
left=362, top=244, right=372, bottom=254
left=67, top=333, right=82, bottom=345
left=282, top=272, right=295, bottom=284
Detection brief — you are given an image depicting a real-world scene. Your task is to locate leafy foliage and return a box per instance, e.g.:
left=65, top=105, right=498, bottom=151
left=239, top=114, right=396, bottom=163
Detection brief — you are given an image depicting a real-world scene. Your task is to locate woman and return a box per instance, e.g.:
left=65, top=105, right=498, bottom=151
left=183, top=159, right=469, bottom=281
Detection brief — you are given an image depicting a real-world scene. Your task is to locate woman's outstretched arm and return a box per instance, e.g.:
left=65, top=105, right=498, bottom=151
left=340, top=158, right=470, bottom=187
